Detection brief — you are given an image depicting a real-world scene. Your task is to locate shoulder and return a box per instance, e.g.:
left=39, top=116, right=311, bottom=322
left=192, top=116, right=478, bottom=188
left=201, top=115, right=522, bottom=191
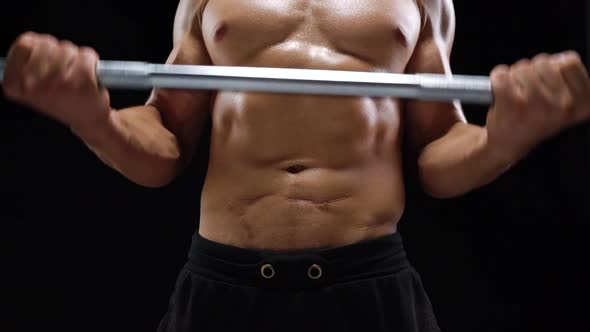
left=416, top=0, right=454, bottom=15
left=415, top=0, right=455, bottom=46
left=416, top=0, right=455, bottom=33
left=173, top=0, right=210, bottom=44
left=194, top=0, right=209, bottom=26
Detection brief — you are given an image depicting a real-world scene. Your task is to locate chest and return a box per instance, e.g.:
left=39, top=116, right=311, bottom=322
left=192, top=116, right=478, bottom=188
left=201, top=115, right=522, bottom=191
left=200, top=0, right=422, bottom=69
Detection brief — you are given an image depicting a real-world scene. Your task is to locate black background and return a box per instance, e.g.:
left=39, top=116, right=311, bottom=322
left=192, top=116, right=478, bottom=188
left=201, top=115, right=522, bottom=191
left=1, top=1, right=589, bottom=332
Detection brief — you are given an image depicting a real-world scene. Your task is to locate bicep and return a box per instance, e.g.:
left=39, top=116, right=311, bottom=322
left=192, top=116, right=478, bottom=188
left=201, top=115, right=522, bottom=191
left=404, top=0, right=465, bottom=154
left=146, top=0, right=212, bottom=163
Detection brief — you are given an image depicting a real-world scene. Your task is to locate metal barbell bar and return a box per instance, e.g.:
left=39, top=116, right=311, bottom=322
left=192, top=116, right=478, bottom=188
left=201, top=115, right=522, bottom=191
left=0, top=58, right=493, bottom=104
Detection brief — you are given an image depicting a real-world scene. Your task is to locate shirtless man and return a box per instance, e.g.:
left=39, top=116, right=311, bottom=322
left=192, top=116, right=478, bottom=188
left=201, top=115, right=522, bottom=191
left=3, top=0, right=590, bottom=331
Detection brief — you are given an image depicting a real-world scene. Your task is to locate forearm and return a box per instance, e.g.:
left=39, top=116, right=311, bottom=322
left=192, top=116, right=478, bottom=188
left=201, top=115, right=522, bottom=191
left=417, top=122, right=516, bottom=198
left=72, top=105, right=183, bottom=188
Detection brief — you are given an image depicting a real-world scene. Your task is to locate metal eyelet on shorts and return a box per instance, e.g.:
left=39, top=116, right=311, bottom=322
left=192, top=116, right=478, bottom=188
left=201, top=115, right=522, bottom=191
left=308, top=264, right=323, bottom=280
left=260, top=264, right=275, bottom=279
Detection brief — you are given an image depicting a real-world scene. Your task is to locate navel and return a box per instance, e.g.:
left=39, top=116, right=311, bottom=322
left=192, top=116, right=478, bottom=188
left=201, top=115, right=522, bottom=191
left=284, top=165, right=308, bottom=174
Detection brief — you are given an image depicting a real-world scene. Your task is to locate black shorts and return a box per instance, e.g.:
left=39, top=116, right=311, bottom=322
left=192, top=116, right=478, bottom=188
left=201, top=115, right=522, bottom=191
left=157, top=232, right=441, bottom=332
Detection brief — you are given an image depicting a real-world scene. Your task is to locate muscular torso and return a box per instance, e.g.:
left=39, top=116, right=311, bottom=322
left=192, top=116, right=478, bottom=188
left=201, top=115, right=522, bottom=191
left=197, top=0, right=423, bottom=250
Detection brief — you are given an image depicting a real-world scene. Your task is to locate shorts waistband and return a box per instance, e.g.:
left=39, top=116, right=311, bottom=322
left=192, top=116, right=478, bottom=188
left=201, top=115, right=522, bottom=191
left=185, top=232, right=410, bottom=289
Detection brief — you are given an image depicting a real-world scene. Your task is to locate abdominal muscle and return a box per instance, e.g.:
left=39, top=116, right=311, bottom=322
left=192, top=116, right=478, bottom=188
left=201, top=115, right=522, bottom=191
left=198, top=92, right=406, bottom=250
left=198, top=45, right=407, bottom=250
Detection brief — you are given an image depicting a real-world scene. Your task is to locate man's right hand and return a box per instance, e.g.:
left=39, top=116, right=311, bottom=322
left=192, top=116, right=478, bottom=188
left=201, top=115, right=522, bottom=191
left=2, top=32, right=112, bottom=138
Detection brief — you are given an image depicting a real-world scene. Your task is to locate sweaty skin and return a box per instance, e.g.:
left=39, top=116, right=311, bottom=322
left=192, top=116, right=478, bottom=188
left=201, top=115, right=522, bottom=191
left=196, top=0, right=423, bottom=249
left=4, top=0, right=589, bottom=251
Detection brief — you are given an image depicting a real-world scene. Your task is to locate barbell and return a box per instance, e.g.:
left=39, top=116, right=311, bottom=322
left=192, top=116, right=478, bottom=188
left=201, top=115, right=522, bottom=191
left=0, top=58, right=493, bottom=104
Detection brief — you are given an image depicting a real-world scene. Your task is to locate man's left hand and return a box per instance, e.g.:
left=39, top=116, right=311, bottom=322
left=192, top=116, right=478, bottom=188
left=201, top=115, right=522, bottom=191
left=485, top=51, right=590, bottom=163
